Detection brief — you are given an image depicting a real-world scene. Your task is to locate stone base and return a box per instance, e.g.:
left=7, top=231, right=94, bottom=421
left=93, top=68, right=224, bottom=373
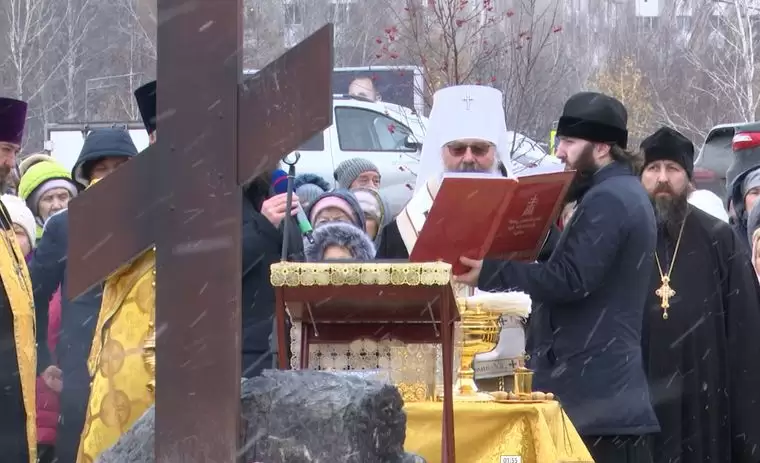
left=97, top=370, right=426, bottom=463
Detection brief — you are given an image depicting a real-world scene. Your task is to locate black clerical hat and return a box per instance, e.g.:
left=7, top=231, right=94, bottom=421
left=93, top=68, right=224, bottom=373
left=134, top=81, right=156, bottom=135
left=640, top=127, right=695, bottom=178
left=556, top=92, right=628, bottom=149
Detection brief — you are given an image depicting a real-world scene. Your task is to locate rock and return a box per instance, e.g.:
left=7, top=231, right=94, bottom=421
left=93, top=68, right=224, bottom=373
left=97, top=407, right=154, bottom=463
left=97, top=370, right=426, bottom=463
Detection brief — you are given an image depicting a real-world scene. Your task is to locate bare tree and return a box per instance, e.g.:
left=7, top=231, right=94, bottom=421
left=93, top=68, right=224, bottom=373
left=588, top=55, right=655, bottom=144
left=58, top=0, right=99, bottom=120
left=378, top=0, right=504, bottom=108
left=684, top=0, right=760, bottom=123
left=3, top=0, right=62, bottom=100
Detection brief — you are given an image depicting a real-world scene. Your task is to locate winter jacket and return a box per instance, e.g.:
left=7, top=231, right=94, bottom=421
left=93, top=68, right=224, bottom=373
left=35, top=288, right=62, bottom=445
left=730, top=165, right=760, bottom=253
left=30, top=210, right=103, bottom=463
left=479, top=161, right=660, bottom=436
left=241, top=181, right=304, bottom=378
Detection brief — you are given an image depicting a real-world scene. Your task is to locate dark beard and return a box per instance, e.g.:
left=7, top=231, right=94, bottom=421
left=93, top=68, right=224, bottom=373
left=650, top=185, right=689, bottom=239
left=0, top=165, right=11, bottom=194
left=564, top=144, right=597, bottom=204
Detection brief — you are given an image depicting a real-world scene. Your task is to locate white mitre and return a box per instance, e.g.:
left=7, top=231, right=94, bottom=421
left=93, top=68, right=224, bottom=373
left=414, top=85, right=516, bottom=193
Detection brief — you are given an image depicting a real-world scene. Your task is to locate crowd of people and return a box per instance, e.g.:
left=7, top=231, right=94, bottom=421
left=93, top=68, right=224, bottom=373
left=0, top=79, right=758, bottom=463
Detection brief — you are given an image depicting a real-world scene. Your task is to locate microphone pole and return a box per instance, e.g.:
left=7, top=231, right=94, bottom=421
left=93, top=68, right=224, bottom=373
left=280, top=151, right=301, bottom=262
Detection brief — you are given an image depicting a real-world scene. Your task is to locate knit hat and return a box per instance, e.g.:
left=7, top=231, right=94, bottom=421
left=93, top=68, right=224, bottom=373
left=294, top=173, right=331, bottom=208
left=72, top=128, right=138, bottom=188
left=18, top=153, right=53, bottom=176
left=0, top=98, right=27, bottom=146
left=352, top=188, right=385, bottom=223
left=304, top=221, right=376, bottom=261
left=556, top=92, right=628, bottom=149
left=334, top=158, right=380, bottom=189
left=18, top=160, right=77, bottom=218
left=640, top=127, right=695, bottom=178
left=307, top=189, right=367, bottom=231
left=742, top=169, right=760, bottom=198
left=1, top=194, right=36, bottom=248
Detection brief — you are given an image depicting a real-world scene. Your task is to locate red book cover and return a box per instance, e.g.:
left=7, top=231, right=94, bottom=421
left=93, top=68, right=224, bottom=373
left=409, top=171, right=573, bottom=274
left=487, top=171, right=574, bottom=261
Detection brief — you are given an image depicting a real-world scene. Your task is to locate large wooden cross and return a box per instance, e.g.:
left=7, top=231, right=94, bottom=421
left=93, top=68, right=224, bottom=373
left=67, top=1, right=333, bottom=459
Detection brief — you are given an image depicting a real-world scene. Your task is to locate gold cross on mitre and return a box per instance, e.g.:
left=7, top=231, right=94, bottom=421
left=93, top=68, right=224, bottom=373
left=462, top=92, right=474, bottom=110
left=655, top=275, right=675, bottom=319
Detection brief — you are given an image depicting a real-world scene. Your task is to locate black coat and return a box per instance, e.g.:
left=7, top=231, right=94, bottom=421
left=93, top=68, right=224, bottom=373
left=29, top=209, right=103, bottom=463
left=479, top=161, right=660, bottom=436
left=241, top=185, right=303, bottom=377
left=644, top=207, right=760, bottom=463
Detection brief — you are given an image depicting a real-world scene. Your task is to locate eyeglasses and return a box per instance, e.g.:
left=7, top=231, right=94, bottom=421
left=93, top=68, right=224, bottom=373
left=446, top=142, right=494, bottom=157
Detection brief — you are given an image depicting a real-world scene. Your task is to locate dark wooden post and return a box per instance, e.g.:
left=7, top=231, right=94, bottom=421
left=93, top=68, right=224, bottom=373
left=67, top=13, right=333, bottom=462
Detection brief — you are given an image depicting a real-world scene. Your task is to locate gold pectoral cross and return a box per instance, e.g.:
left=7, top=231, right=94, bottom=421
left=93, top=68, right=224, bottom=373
left=655, top=276, right=675, bottom=320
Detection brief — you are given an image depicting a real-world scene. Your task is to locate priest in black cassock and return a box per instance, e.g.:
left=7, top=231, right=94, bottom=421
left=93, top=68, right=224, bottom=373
left=639, top=126, right=760, bottom=463
left=0, top=97, right=38, bottom=462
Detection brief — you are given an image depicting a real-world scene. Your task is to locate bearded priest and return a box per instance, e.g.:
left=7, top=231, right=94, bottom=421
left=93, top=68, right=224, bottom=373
left=375, top=85, right=516, bottom=260
left=639, top=126, right=760, bottom=463
left=0, top=97, right=37, bottom=462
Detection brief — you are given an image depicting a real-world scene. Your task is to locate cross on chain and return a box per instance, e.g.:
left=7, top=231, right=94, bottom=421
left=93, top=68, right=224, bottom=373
left=656, top=276, right=676, bottom=318
left=462, top=93, right=474, bottom=110
left=67, top=5, right=334, bottom=459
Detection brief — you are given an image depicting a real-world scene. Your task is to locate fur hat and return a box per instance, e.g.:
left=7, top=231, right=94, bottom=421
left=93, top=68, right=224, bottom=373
left=640, top=127, right=695, bottom=178
left=334, top=158, right=380, bottom=189
left=0, top=98, right=27, bottom=146
left=556, top=92, right=628, bottom=149
left=135, top=81, right=157, bottom=135
left=1, top=194, right=36, bottom=249
left=304, top=221, right=376, bottom=261
left=294, top=173, right=331, bottom=208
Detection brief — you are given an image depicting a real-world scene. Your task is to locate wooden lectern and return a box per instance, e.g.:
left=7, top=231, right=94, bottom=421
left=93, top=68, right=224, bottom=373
left=271, top=261, right=460, bottom=462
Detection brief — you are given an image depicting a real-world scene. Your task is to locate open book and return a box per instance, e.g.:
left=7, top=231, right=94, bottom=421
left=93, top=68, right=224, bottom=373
left=408, top=170, right=574, bottom=275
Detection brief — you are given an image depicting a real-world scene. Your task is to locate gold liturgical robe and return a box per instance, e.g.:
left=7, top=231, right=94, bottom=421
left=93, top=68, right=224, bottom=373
left=0, top=205, right=37, bottom=462
left=77, top=248, right=156, bottom=463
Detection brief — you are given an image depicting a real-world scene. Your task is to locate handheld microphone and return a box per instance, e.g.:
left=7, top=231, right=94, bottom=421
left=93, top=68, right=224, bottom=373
left=271, top=169, right=315, bottom=244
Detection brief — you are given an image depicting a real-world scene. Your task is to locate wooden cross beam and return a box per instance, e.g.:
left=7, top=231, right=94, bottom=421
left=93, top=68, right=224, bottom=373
left=67, top=5, right=333, bottom=460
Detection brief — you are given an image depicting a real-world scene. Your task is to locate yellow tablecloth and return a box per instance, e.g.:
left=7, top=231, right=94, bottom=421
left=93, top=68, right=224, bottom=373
left=405, top=401, right=594, bottom=463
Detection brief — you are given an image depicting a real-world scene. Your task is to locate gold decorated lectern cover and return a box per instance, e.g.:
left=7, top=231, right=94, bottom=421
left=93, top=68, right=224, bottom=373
left=273, top=262, right=461, bottom=402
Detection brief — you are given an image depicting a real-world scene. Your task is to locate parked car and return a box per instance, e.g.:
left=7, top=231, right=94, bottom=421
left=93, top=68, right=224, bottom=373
left=287, top=94, right=427, bottom=216
left=289, top=95, right=561, bottom=216
left=693, top=122, right=745, bottom=200
left=726, top=122, right=760, bottom=206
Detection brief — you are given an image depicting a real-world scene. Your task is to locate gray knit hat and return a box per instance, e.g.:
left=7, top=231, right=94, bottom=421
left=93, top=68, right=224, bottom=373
left=334, top=158, right=380, bottom=189
left=296, top=183, right=325, bottom=208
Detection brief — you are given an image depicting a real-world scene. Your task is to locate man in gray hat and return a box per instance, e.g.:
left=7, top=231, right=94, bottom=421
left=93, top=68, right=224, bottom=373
left=334, top=158, right=381, bottom=190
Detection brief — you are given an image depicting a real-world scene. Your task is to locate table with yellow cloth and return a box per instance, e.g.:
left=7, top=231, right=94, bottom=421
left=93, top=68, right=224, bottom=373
left=404, top=401, right=594, bottom=463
